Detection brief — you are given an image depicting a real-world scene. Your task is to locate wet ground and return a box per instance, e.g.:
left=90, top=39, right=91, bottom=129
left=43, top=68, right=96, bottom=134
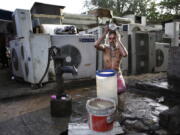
left=0, top=69, right=177, bottom=135
left=0, top=86, right=95, bottom=135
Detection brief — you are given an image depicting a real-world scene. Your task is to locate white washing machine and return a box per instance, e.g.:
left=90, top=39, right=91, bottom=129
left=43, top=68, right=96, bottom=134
left=165, top=21, right=180, bottom=47
left=155, top=42, right=170, bottom=72
left=10, top=39, right=24, bottom=78
left=130, top=32, right=156, bottom=74
left=10, top=9, right=54, bottom=85
left=51, top=34, right=96, bottom=79
left=10, top=34, right=54, bottom=84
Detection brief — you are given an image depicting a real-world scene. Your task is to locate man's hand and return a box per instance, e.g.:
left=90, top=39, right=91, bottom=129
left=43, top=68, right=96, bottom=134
left=116, top=32, right=121, bottom=42
left=94, top=25, right=109, bottom=51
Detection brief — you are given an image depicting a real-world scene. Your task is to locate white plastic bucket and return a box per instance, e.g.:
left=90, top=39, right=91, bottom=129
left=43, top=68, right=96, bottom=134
left=96, top=69, right=118, bottom=104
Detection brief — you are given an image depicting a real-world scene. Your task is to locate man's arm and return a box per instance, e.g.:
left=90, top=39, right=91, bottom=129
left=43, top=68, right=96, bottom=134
left=94, top=26, right=109, bottom=51
left=116, top=34, right=128, bottom=57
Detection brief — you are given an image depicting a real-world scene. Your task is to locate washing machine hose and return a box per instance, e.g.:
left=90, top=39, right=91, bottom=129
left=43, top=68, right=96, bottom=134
left=38, top=46, right=57, bottom=85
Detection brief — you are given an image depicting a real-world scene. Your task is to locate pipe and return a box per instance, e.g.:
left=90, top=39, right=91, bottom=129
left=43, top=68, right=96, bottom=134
left=63, top=13, right=97, bottom=20
left=112, top=16, right=132, bottom=24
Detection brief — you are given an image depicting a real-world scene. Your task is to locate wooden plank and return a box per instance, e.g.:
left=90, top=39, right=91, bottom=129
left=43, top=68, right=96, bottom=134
left=32, top=14, right=64, bottom=19
left=88, top=8, right=112, bottom=18
left=62, top=19, right=97, bottom=25
left=63, top=13, right=97, bottom=20
left=0, top=19, right=13, bottom=23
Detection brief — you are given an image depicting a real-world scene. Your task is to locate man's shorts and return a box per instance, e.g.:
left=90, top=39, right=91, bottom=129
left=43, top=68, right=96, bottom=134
left=117, top=73, right=126, bottom=94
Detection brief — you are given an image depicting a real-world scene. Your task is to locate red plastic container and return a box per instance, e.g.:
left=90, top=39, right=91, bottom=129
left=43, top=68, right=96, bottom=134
left=86, top=98, right=116, bottom=132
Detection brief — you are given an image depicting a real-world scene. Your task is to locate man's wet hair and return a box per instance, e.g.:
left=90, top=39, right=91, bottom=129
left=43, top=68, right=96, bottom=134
left=109, top=30, right=116, bottom=36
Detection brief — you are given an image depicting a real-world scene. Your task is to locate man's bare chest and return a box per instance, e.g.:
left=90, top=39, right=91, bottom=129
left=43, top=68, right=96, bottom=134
left=104, top=48, right=121, bottom=60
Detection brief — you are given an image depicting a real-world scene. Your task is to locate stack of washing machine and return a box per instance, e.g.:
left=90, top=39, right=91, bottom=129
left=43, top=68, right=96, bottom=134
left=129, top=31, right=156, bottom=74
left=10, top=9, right=54, bottom=86
left=10, top=9, right=97, bottom=86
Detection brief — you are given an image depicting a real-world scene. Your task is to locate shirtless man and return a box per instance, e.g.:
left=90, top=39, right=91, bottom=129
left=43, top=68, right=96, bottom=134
left=95, top=26, right=128, bottom=93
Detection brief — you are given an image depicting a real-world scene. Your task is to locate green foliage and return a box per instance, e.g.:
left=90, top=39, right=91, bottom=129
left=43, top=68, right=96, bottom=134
left=159, top=0, right=180, bottom=14
left=146, top=2, right=160, bottom=23
left=84, top=0, right=179, bottom=23
left=84, top=0, right=150, bottom=16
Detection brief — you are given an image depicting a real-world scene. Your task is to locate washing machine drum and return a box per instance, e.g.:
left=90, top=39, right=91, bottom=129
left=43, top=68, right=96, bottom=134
left=156, top=49, right=164, bottom=67
left=60, top=45, right=81, bottom=68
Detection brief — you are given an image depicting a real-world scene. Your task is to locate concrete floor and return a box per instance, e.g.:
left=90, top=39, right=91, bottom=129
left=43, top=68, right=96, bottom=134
left=0, top=69, right=170, bottom=135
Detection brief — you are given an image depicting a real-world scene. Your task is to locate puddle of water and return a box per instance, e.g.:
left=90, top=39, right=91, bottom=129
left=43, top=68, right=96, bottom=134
left=119, top=92, right=169, bottom=134
left=152, top=81, right=169, bottom=89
